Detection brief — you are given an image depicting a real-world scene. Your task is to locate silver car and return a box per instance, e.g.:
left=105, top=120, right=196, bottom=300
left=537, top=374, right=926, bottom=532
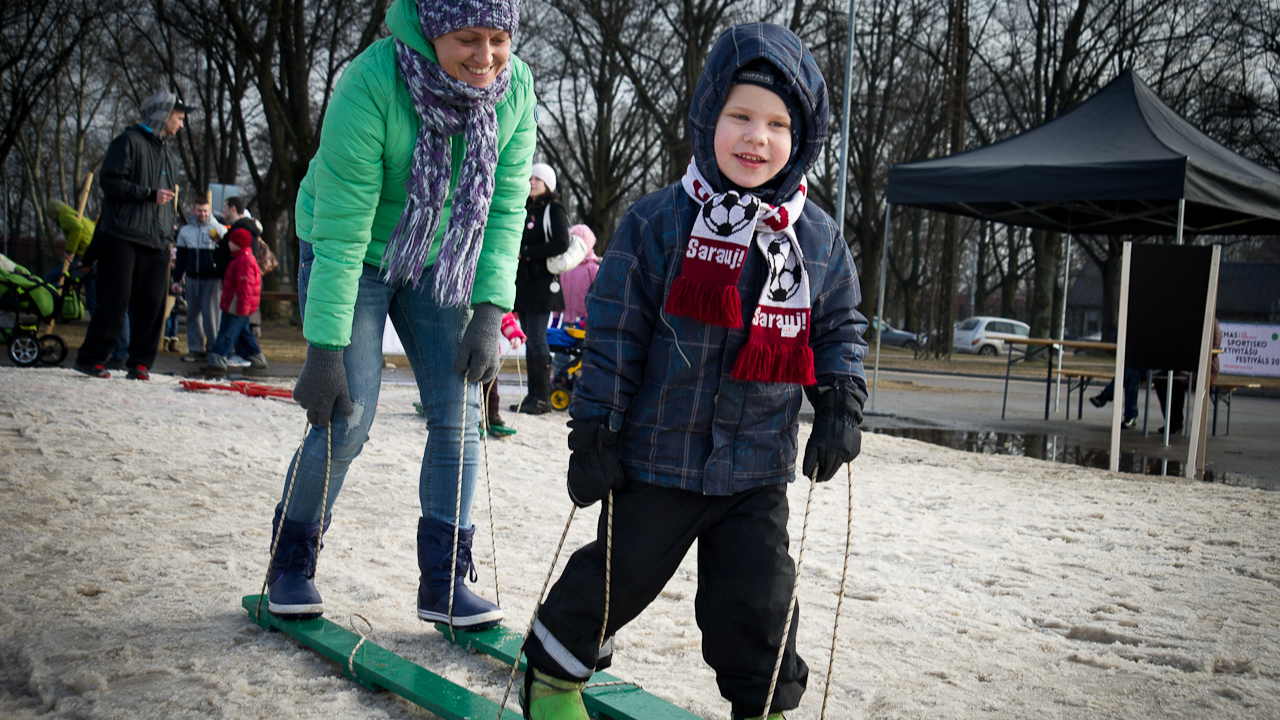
left=952, top=316, right=1031, bottom=356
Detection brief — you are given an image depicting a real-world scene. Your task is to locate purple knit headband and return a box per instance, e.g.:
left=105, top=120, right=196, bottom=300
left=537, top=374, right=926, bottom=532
left=418, top=0, right=521, bottom=41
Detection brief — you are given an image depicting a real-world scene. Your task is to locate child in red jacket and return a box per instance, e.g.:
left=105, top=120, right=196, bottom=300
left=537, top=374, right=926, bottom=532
left=205, top=228, right=267, bottom=370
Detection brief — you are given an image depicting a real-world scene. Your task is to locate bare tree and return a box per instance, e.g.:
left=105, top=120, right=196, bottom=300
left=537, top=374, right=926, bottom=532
left=215, top=0, right=388, bottom=292
left=0, top=0, right=105, bottom=172
left=823, top=0, right=949, bottom=331
left=961, top=0, right=1211, bottom=338
left=525, top=0, right=667, bottom=245
left=6, top=10, right=124, bottom=272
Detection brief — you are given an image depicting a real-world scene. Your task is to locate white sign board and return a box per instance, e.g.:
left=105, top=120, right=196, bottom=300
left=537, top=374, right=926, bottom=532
left=1219, top=322, right=1280, bottom=377
left=381, top=316, right=524, bottom=357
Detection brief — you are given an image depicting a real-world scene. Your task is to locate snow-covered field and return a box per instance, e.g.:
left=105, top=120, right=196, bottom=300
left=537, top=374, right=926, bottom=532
left=1, top=367, right=1278, bottom=719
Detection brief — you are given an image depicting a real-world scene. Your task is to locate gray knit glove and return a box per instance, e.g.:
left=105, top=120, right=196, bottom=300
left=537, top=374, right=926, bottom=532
left=292, top=345, right=353, bottom=427
left=453, top=302, right=504, bottom=384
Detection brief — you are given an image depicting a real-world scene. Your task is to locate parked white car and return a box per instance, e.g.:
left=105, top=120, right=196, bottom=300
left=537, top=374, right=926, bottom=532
left=952, top=316, right=1031, bottom=356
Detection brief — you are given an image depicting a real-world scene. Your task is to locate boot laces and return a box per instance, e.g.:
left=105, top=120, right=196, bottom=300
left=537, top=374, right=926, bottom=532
left=453, top=544, right=478, bottom=583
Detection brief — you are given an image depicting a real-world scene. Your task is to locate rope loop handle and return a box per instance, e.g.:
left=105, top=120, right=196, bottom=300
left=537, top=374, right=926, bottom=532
left=347, top=613, right=374, bottom=679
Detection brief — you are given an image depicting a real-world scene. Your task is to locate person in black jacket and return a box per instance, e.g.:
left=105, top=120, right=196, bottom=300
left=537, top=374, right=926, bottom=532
left=511, top=162, right=570, bottom=414
left=75, top=91, right=191, bottom=380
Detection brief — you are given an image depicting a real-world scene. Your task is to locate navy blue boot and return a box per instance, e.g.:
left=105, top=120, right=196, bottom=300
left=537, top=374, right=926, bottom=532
left=417, top=517, right=503, bottom=629
left=266, top=505, right=329, bottom=619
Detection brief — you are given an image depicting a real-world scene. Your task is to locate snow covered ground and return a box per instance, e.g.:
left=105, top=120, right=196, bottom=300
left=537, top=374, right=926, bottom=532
left=1, top=367, right=1278, bottom=720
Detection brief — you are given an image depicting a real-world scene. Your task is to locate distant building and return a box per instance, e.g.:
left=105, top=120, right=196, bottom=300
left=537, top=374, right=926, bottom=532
left=1068, top=261, right=1280, bottom=335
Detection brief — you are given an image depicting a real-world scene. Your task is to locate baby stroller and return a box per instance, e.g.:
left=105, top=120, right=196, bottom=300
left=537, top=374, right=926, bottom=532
left=0, top=254, right=84, bottom=367
left=546, top=321, right=585, bottom=411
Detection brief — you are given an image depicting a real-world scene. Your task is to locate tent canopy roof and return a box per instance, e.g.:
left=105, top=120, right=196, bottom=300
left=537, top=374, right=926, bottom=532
left=887, top=71, right=1280, bottom=235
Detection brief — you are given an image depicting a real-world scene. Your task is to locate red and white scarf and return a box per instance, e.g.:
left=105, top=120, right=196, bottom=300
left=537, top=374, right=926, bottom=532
left=665, top=160, right=815, bottom=385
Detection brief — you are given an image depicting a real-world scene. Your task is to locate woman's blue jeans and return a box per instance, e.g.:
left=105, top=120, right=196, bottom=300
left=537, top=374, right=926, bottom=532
left=284, top=250, right=481, bottom=529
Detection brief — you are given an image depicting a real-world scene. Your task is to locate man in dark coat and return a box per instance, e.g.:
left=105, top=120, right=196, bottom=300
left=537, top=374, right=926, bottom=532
left=75, top=91, right=191, bottom=380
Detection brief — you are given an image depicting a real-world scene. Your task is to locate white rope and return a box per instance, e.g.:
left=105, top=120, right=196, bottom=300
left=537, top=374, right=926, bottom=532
left=347, top=613, right=373, bottom=679
left=445, top=382, right=470, bottom=642
left=480, top=378, right=502, bottom=607
left=496, top=505, right=579, bottom=719
left=257, top=421, right=331, bottom=618
left=819, top=463, right=855, bottom=719
left=595, top=491, right=614, bottom=657
left=762, top=476, right=818, bottom=719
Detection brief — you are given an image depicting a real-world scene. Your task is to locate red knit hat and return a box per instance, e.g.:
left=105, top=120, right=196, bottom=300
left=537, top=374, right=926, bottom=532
left=226, top=227, right=252, bottom=249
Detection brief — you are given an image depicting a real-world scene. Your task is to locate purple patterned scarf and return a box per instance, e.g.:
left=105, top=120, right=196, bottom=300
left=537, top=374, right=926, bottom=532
left=385, top=39, right=510, bottom=307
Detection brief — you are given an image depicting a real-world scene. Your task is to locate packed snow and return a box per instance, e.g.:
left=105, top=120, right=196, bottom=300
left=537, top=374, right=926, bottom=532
left=1, top=367, right=1278, bottom=719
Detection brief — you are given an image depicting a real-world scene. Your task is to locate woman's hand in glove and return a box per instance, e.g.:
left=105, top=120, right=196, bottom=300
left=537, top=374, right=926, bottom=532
left=566, top=419, right=625, bottom=507
left=802, top=379, right=865, bottom=482
left=453, top=303, right=504, bottom=384
left=293, top=345, right=353, bottom=427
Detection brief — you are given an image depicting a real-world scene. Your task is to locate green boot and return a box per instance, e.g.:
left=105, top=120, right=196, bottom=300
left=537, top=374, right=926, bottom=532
left=520, top=668, right=589, bottom=720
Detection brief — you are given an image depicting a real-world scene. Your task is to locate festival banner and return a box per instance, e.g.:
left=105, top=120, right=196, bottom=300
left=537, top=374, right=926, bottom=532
left=1219, top=322, right=1280, bottom=377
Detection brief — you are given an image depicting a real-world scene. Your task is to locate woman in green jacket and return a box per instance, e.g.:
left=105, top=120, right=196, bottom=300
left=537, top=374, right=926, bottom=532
left=266, top=0, right=536, bottom=631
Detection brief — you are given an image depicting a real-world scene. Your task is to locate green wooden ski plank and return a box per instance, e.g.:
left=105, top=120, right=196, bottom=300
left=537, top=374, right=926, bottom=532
left=243, top=595, right=507, bottom=720
left=437, top=622, right=705, bottom=720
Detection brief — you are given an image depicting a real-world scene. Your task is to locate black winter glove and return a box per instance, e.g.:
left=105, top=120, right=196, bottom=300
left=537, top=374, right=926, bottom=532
left=566, top=419, right=625, bottom=507
left=293, top=344, right=353, bottom=427
left=802, top=379, right=865, bottom=483
left=452, top=302, right=504, bottom=384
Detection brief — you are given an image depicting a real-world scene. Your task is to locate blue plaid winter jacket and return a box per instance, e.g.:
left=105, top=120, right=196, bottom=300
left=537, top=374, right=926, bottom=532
left=569, top=21, right=867, bottom=496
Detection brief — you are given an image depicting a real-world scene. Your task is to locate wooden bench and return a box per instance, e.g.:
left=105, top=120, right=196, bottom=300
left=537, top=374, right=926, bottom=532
left=1053, top=368, right=1115, bottom=420
left=1209, top=379, right=1261, bottom=436
left=1001, top=338, right=1118, bottom=420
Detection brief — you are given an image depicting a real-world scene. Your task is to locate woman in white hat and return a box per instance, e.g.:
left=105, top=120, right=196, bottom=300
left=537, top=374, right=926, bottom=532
left=511, top=161, right=570, bottom=414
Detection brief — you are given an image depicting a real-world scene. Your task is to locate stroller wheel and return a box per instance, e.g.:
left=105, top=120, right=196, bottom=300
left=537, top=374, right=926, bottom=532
left=8, top=335, right=41, bottom=367
left=40, top=335, right=68, bottom=365
left=550, top=387, right=572, bottom=411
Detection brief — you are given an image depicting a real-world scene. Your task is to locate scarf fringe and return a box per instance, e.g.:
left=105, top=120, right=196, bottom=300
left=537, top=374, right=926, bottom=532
left=384, top=198, right=437, bottom=287
left=731, top=338, right=816, bottom=385
left=665, top=275, right=741, bottom=327
left=385, top=38, right=507, bottom=306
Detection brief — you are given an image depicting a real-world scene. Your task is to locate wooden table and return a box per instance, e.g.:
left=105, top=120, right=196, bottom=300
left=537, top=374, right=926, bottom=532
left=1000, top=338, right=1117, bottom=420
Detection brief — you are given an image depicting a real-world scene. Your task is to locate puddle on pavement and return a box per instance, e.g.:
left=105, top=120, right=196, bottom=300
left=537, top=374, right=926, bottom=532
left=868, top=427, right=1275, bottom=490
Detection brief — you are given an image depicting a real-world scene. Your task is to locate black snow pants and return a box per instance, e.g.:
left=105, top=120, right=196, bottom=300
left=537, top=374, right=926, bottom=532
left=523, top=481, right=808, bottom=718
left=77, top=233, right=170, bottom=369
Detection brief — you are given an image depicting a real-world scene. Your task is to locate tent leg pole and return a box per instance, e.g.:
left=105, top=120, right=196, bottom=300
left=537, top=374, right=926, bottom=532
left=1054, top=234, right=1070, bottom=412
left=871, top=204, right=891, bottom=413
left=1175, top=199, right=1185, bottom=245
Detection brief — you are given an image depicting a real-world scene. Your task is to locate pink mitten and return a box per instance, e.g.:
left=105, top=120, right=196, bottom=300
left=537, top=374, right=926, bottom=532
left=500, top=312, right=526, bottom=348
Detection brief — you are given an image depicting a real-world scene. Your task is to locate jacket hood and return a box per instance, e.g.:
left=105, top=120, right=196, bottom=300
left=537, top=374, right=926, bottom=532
left=46, top=199, right=70, bottom=217
left=140, top=91, right=193, bottom=132
left=386, top=0, right=437, bottom=62
left=688, top=23, right=830, bottom=204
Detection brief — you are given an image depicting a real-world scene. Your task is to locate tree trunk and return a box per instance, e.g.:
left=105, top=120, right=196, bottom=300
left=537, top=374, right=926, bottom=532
left=1029, top=228, right=1062, bottom=337
left=1100, top=236, right=1125, bottom=335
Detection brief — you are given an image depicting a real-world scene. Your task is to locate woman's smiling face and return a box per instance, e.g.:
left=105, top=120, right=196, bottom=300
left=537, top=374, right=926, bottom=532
left=431, top=27, right=511, bottom=88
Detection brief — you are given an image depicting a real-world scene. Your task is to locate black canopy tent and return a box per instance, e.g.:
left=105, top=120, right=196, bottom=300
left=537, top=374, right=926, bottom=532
left=873, top=70, right=1280, bottom=475
left=885, top=70, right=1280, bottom=235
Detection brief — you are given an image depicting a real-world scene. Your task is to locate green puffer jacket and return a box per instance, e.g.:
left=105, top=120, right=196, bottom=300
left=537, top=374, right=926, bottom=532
left=296, top=0, right=537, bottom=349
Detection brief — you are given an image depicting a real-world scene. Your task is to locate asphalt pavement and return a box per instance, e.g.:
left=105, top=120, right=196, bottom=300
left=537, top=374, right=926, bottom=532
left=859, top=367, right=1280, bottom=489
left=138, top=352, right=1279, bottom=490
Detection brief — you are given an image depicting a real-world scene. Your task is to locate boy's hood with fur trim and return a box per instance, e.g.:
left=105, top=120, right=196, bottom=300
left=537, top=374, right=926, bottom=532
left=688, top=23, right=830, bottom=205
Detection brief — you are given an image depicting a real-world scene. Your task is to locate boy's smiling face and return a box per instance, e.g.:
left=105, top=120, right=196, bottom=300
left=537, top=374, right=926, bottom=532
left=713, top=83, right=793, bottom=190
